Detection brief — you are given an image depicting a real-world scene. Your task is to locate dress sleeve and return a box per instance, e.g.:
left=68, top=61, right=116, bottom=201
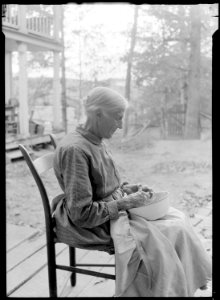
left=60, top=146, right=119, bottom=228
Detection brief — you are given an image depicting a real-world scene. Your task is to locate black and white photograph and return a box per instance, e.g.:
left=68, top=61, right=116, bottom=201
left=4, top=2, right=217, bottom=297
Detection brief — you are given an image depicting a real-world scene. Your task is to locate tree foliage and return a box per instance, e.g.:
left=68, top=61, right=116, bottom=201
left=123, top=4, right=216, bottom=138
left=26, top=4, right=216, bottom=137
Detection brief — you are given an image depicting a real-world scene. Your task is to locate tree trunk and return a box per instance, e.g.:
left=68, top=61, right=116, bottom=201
left=184, top=5, right=201, bottom=139
left=77, top=40, right=82, bottom=123
left=61, top=6, right=67, bottom=133
left=123, top=5, right=139, bottom=137
left=160, top=87, right=169, bottom=139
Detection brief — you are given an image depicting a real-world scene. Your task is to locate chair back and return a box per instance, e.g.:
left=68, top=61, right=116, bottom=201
left=18, top=144, right=55, bottom=241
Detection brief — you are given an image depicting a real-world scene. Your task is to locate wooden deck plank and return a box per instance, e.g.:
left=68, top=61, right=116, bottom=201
left=7, top=224, right=39, bottom=252
left=7, top=201, right=212, bottom=298
left=7, top=241, right=67, bottom=296
left=7, top=233, right=46, bottom=272
left=62, top=251, right=115, bottom=297
left=10, top=246, right=71, bottom=297
left=9, top=246, right=114, bottom=297
left=7, top=226, right=100, bottom=298
left=78, top=274, right=115, bottom=297
left=76, top=257, right=115, bottom=298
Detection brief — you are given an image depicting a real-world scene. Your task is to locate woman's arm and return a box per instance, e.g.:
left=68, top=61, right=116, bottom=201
left=60, top=146, right=120, bottom=229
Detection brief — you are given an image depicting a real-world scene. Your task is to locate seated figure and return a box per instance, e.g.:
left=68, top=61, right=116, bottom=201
left=52, top=86, right=211, bottom=297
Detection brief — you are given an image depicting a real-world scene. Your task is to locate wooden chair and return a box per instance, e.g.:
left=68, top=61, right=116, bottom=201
left=18, top=144, right=115, bottom=297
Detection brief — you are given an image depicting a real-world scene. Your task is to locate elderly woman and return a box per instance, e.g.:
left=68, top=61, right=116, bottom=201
left=52, top=87, right=211, bottom=297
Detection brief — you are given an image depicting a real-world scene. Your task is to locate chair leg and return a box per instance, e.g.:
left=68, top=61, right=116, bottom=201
left=47, top=243, right=58, bottom=297
left=48, top=263, right=58, bottom=297
left=69, top=247, right=76, bottom=286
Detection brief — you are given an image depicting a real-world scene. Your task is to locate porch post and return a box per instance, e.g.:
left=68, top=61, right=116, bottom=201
left=18, top=5, right=27, bottom=33
left=53, top=50, right=62, bottom=130
left=18, top=42, right=29, bottom=137
left=5, top=51, right=12, bottom=104
left=53, top=5, right=61, bottom=41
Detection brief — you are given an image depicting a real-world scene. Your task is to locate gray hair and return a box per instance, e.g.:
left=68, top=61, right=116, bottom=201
left=83, top=87, right=128, bottom=115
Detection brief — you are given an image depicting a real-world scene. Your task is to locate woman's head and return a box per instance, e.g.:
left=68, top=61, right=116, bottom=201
left=83, top=87, right=128, bottom=139
left=84, top=86, right=128, bottom=115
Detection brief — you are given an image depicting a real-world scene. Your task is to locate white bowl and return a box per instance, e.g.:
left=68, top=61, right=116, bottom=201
left=129, top=191, right=170, bottom=221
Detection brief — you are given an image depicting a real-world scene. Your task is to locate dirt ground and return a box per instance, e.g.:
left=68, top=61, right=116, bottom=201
left=6, top=129, right=212, bottom=235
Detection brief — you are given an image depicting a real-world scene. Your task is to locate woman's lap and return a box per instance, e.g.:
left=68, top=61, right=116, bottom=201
left=112, top=207, right=212, bottom=296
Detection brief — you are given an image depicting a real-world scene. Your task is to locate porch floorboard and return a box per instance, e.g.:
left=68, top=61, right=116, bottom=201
left=6, top=223, right=115, bottom=297
left=6, top=202, right=212, bottom=297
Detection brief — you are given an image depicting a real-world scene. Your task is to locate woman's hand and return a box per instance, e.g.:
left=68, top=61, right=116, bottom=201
left=112, top=188, right=124, bottom=200
left=121, top=183, right=137, bottom=195
left=116, top=185, right=154, bottom=211
left=122, top=182, right=153, bottom=196
left=127, top=185, right=153, bottom=209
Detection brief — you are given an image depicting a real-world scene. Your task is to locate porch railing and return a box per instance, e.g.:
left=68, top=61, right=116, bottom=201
left=2, top=5, right=19, bottom=28
left=2, top=4, right=57, bottom=40
left=26, top=16, right=54, bottom=38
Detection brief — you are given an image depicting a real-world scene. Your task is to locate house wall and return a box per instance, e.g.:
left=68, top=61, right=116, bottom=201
left=4, top=4, right=63, bottom=136
left=5, top=52, right=13, bottom=104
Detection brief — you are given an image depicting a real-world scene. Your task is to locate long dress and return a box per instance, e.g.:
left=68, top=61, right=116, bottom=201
left=110, top=208, right=212, bottom=297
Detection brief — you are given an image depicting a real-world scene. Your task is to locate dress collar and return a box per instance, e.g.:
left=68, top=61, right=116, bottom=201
left=76, top=124, right=102, bottom=145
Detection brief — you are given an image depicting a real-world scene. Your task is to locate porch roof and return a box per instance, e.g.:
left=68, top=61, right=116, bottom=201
left=4, top=27, right=63, bottom=52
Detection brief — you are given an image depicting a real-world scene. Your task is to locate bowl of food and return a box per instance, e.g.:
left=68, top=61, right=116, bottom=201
left=129, top=191, right=170, bottom=221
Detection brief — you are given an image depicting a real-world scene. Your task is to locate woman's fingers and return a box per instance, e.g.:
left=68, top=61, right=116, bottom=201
left=137, top=184, right=142, bottom=192
left=142, top=185, right=154, bottom=193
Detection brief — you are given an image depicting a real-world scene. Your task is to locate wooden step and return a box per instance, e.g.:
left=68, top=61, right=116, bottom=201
left=6, top=150, right=25, bottom=161
left=6, top=132, right=65, bottom=152
left=6, top=145, right=34, bottom=162
left=6, top=142, right=19, bottom=151
left=6, top=149, right=34, bottom=162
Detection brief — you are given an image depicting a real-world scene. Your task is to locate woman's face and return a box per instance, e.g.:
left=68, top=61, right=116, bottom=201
left=98, top=108, right=125, bottom=139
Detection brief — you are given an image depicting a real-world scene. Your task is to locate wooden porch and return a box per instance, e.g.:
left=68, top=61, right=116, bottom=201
left=6, top=223, right=115, bottom=297
left=3, top=4, right=63, bottom=137
left=2, top=4, right=60, bottom=42
left=6, top=200, right=212, bottom=297
left=6, top=132, right=65, bottom=162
